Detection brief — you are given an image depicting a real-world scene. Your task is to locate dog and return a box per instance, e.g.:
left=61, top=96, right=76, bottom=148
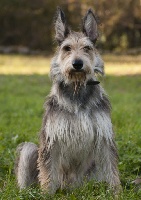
left=15, top=8, right=121, bottom=194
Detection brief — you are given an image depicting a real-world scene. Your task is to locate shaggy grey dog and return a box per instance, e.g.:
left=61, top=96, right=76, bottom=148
left=15, top=8, right=121, bottom=194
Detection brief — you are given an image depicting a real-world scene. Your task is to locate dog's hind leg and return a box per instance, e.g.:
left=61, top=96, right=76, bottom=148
left=15, top=142, right=38, bottom=189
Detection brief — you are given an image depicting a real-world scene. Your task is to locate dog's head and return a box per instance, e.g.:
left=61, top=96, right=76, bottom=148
left=51, top=8, right=104, bottom=87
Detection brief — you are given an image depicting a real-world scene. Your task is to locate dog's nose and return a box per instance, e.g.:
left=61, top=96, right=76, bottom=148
left=72, top=59, right=83, bottom=70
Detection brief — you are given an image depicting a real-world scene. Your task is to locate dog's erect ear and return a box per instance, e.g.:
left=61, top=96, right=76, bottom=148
left=55, top=7, right=70, bottom=45
left=83, top=9, right=99, bottom=44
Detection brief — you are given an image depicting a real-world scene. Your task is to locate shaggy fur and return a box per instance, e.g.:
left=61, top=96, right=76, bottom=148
left=15, top=8, right=121, bottom=194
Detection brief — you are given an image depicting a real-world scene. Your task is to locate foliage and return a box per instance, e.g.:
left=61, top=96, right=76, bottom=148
left=0, top=0, right=141, bottom=52
left=0, top=54, right=141, bottom=199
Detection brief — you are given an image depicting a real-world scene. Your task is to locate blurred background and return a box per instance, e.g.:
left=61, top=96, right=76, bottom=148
left=0, top=0, right=141, bottom=54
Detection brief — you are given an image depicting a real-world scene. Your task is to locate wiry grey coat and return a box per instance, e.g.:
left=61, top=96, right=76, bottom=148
left=15, top=8, right=121, bottom=194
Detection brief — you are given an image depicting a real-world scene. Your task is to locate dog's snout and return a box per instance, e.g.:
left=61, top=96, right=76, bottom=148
left=72, top=59, right=83, bottom=70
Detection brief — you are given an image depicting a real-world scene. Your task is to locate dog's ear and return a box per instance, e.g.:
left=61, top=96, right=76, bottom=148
left=82, top=9, right=99, bottom=44
left=55, top=7, right=70, bottom=45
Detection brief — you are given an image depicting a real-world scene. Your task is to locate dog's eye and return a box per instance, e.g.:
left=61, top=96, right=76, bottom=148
left=83, top=46, right=92, bottom=52
left=63, top=46, right=71, bottom=52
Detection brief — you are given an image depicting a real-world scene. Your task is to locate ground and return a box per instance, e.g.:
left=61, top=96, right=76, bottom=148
left=0, top=54, right=141, bottom=199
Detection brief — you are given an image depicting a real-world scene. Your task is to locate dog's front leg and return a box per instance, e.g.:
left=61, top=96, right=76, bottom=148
left=38, top=143, right=60, bottom=194
left=95, top=140, right=121, bottom=194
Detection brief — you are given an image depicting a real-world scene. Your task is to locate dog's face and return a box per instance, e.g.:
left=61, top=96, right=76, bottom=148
left=52, top=8, right=104, bottom=86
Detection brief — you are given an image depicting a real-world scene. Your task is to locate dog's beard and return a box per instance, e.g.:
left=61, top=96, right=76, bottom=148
left=68, top=71, right=86, bottom=83
left=64, top=69, right=100, bottom=94
left=65, top=70, right=86, bottom=93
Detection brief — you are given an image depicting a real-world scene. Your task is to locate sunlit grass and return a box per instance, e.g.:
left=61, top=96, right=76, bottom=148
left=103, top=54, right=141, bottom=75
left=0, top=54, right=141, bottom=75
left=0, top=54, right=50, bottom=74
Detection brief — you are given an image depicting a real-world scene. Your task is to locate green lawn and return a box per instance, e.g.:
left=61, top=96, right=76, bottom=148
left=0, top=54, right=141, bottom=199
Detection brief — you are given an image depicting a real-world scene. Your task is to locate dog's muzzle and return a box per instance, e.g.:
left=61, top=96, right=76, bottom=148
left=66, top=59, right=100, bottom=85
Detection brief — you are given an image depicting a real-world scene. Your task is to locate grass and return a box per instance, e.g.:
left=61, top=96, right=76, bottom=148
left=0, top=54, right=50, bottom=74
left=0, top=54, right=141, bottom=199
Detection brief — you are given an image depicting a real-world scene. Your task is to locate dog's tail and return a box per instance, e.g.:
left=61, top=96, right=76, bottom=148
left=15, top=142, right=38, bottom=189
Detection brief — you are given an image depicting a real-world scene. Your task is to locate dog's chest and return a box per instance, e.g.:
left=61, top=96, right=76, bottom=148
left=45, top=110, right=95, bottom=151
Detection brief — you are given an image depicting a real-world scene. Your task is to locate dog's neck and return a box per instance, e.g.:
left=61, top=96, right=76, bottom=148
left=51, top=81, right=101, bottom=107
left=49, top=81, right=111, bottom=114
left=59, top=81, right=96, bottom=97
